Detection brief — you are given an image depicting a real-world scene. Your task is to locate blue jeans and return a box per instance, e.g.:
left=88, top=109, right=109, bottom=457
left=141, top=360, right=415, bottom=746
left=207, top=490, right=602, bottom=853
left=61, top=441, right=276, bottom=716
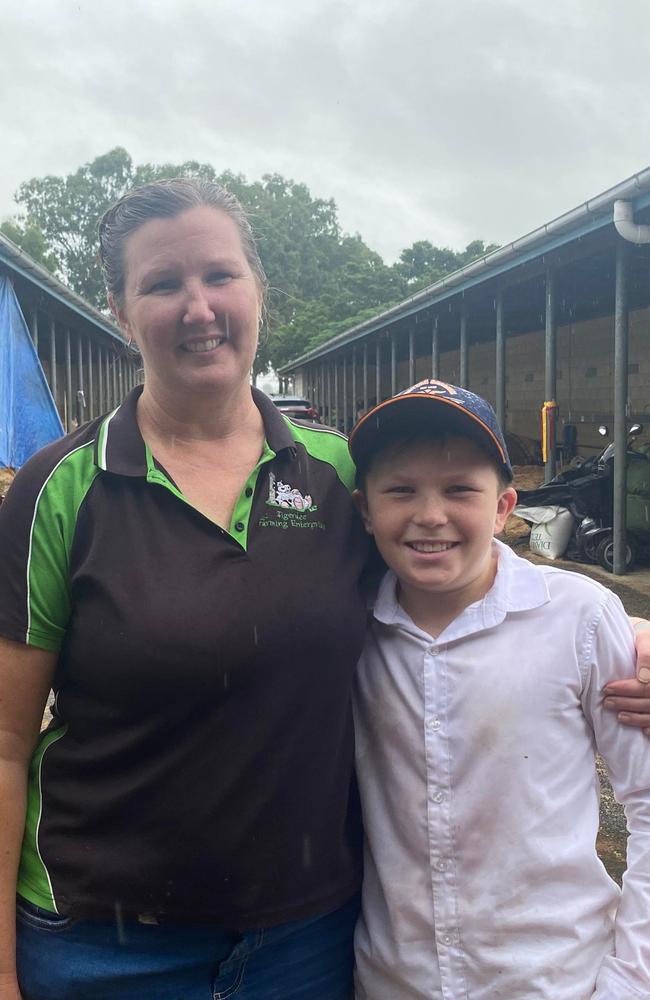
left=16, top=894, right=359, bottom=1000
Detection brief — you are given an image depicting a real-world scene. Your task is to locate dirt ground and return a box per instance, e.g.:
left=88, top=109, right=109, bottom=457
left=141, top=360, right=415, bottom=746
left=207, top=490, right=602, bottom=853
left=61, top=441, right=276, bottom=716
left=0, top=468, right=15, bottom=495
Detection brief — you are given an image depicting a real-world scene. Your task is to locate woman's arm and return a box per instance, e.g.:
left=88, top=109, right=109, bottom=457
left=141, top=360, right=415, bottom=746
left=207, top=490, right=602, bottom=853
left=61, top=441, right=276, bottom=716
left=0, top=638, right=56, bottom=1000
left=604, top=620, right=650, bottom=734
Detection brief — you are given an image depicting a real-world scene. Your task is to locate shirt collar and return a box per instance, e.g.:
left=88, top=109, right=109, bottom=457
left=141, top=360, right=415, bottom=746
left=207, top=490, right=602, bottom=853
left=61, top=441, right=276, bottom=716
left=94, top=385, right=296, bottom=476
left=372, top=538, right=551, bottom=639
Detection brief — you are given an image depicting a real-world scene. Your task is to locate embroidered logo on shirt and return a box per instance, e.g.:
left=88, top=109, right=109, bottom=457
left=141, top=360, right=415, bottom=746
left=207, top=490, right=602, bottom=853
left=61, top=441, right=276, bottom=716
left=259, top=472, right=325, bottom=531
left=266, top=472, right=318, bottom=512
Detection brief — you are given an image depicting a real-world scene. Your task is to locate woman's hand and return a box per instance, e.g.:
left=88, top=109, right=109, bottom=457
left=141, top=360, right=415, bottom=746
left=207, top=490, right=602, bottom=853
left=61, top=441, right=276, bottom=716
left=603, top=619, right=650, bottom=734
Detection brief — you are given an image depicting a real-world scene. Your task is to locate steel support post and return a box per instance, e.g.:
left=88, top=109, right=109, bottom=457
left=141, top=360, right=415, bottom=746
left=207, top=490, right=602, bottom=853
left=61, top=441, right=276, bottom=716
left=77, top=334, right=85, bottom=425
left=334, top=359, right=340, bottom=431
left=390, top=332, right=397, bottom=395
left=327, top=363, right=333, bottom=427
left=544, top=267, right=557, bottom=482
left=112, top=352, right=118, bottom=408
left=431, top=316, right=439, bottom=378
left=459, top=302, right=468, bottom=388
left=104, top=350, right=111, bottom=410
left=495, top=290, right=506, bottom=430
left=363, top=342, right=368, bottom=412
left=351, top=347, right=357, bottom=426
left=375, top=339, right=381, bottom=404
left=49, top=318, right=58, bottom=414
left=65, top=328, right=73, bottom=431
left=613, top=240, right=630, bottom=575
left=408, top=326, right=415, bottom=385
left=342, top=355, right=348, bottom=433
left=87, top=338, right=94, bottom=418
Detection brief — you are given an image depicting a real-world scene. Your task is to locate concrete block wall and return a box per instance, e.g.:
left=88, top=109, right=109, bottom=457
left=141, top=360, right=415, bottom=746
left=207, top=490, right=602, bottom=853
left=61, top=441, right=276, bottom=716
left=300, top=305, right=649, bottom=450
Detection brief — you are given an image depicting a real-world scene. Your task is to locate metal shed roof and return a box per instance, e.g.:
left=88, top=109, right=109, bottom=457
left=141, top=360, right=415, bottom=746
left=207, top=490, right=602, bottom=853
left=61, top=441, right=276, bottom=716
left=0, top=230, right=124, bottom=344
left=279, top=165, right=650, bottom=373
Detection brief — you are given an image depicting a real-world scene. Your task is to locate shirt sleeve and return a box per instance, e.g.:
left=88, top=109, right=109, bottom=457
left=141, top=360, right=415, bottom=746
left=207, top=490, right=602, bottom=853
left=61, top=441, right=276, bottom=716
left=0, top=454, right=72, bottom=651
left=580, top=591, right=650, bottom=1000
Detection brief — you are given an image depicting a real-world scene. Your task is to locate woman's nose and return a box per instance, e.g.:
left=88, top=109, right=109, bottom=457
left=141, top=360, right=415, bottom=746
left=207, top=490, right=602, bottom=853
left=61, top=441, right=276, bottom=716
left=182, top=283, right=216, bottom=325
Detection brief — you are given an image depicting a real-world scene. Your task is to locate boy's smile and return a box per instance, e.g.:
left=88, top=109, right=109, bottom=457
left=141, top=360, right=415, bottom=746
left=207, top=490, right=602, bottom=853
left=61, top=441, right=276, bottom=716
left=356, top=435, right=517, bottom=633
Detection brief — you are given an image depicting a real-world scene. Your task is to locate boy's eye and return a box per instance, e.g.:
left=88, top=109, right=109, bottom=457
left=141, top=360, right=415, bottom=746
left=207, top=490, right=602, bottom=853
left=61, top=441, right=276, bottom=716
left=385, top=485, right=414, bottom=494
left=447, top=484, right=477, bottom=494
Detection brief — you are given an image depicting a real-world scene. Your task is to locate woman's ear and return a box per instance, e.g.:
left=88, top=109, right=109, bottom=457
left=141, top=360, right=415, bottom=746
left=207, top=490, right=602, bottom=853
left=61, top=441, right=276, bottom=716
left=108, top=293, right=132, bottom=344
left=353, top=488, right=374, bottom=535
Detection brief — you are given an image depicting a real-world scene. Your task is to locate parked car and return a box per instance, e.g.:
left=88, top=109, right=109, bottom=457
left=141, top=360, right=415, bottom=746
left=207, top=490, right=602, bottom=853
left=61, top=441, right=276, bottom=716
left=270, top=395, right=320, bottom=423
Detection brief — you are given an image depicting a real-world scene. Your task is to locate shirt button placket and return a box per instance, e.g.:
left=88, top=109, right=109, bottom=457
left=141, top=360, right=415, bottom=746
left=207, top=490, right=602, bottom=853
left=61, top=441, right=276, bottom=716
left=423, top=642, right=460, bottom=998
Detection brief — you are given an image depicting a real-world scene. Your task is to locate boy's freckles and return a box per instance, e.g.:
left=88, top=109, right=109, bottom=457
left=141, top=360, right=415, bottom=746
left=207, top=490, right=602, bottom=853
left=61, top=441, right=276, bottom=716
left=359, top=436, right=517, bottom=622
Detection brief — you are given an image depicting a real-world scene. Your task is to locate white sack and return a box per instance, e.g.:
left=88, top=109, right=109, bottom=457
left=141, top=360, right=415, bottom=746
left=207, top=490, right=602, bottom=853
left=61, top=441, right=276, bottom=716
left=513, top=505, right=574, bottom=560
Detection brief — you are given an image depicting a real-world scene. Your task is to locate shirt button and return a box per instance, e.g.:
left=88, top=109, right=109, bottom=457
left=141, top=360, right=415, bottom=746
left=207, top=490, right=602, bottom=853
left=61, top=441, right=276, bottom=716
left=433, top=791, right=444, bottom=803
left=245, top=487, right=253, bottom=497
left=428, top=719, right=441, bottom=731
left=442, top=934, right=453, bottom=945
left=429, top=645, right=438, bottom=655
left=235, top=522, right=245, bottom=532
left=436, top=859, right=447, bottom=872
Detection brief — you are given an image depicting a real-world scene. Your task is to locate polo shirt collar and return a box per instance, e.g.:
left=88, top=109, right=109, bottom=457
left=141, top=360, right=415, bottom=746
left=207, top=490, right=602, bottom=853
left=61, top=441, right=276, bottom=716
left=373, top=538, right=551, bottom=640
left=94, top=385, right=296, bottom=476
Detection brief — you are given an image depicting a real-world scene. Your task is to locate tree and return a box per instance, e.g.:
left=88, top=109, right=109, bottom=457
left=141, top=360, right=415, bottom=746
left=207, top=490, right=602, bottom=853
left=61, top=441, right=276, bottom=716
left=3, top=150, right=498, bottom=376
left=0, top=219, right=59, bottom=273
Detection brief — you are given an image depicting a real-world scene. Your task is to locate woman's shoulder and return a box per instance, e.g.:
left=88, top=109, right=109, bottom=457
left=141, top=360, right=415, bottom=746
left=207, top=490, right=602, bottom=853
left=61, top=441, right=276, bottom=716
left=283, top=419, right=356, bottom=491
left=2, top=416, right=104, bottom=510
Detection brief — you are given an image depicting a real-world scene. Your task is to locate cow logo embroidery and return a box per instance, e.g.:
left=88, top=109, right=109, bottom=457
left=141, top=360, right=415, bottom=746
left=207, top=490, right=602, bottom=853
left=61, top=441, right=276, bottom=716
left=266, top=472, right=318, bottom=512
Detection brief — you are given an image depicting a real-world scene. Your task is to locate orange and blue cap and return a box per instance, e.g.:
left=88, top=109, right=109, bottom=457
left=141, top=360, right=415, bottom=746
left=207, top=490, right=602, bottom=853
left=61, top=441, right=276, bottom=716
left=348, top=379, right=513, bottom=480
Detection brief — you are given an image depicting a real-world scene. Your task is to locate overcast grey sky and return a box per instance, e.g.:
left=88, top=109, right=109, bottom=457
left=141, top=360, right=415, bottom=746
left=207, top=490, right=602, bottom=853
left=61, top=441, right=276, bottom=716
left=3, top=0, right=650, bottom=262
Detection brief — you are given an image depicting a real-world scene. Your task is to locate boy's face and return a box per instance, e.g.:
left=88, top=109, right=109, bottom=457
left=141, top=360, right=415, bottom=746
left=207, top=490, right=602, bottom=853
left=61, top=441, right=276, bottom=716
left=356, top=435, right=517, bottom=608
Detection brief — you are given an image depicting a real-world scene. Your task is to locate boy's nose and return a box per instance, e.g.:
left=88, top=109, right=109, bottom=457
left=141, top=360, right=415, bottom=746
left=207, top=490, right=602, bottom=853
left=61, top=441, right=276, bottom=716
left=413, top=496, right=448, bottom=526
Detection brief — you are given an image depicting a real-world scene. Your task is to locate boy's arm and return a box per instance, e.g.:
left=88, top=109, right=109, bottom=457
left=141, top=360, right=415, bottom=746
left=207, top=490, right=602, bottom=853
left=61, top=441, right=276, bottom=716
left=582, top=597, right=650, bottom=1000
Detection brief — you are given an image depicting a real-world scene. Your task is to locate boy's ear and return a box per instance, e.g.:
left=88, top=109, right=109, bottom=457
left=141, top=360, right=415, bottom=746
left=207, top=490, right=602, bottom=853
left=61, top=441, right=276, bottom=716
left=494, top=486, right=518, bottom=535
left=352, top=488, right=374, bottom=535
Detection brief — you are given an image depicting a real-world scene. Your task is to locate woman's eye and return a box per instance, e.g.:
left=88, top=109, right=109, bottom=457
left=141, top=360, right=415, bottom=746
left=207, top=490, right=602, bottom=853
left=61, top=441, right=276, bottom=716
left=206, top=272, right=232, bottom=285
left=148, top=278, right=178, bottom=294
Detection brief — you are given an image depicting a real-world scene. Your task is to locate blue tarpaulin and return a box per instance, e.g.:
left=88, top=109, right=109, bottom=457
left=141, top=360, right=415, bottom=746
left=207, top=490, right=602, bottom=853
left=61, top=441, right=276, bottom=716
left=0, top=275, right=64, bottom=468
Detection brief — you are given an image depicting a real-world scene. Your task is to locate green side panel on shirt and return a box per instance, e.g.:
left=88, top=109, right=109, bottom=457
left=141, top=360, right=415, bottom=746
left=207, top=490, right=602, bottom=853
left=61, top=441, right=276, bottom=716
left=285, top=420, right=356, bottom=493
left=26, top=442, right=100, bottom=651
left=17, top=725, right=69, bottom=913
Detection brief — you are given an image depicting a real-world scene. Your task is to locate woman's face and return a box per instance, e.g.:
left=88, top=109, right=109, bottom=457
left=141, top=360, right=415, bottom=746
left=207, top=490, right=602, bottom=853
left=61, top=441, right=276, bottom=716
left=112, top=205, right=262, bottom=401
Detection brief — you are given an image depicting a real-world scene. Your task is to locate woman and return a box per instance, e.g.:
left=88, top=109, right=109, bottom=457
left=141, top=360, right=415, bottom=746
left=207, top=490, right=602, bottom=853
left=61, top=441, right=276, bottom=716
left=0, top=178, right=648, bottom=1000
left=0, top=179, right=368, bottom=999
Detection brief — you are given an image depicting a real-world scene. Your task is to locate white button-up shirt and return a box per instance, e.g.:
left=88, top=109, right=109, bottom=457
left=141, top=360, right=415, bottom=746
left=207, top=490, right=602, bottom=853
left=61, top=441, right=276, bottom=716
left=353, top=540, right=650, bottom=1000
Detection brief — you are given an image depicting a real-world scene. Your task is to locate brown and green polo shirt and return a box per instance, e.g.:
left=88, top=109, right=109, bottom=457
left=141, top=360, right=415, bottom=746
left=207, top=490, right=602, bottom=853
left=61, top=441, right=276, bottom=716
left=0, top=387, right=368, bottom=927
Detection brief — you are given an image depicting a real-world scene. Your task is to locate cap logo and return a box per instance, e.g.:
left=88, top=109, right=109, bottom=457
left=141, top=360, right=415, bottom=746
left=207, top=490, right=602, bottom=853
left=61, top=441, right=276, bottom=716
left=398, top=379, right=458, bottom=398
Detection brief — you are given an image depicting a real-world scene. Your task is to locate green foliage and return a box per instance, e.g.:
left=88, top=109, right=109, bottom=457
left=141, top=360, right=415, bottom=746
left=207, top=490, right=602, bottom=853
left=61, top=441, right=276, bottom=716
left=2, top=149, right=498, bottom=376
left=0, top=219, right=59, bottom=273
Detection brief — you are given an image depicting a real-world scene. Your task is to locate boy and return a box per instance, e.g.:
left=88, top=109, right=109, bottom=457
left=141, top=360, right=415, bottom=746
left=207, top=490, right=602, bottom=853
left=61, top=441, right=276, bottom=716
left=348, top=379, right=650, bottom=1000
